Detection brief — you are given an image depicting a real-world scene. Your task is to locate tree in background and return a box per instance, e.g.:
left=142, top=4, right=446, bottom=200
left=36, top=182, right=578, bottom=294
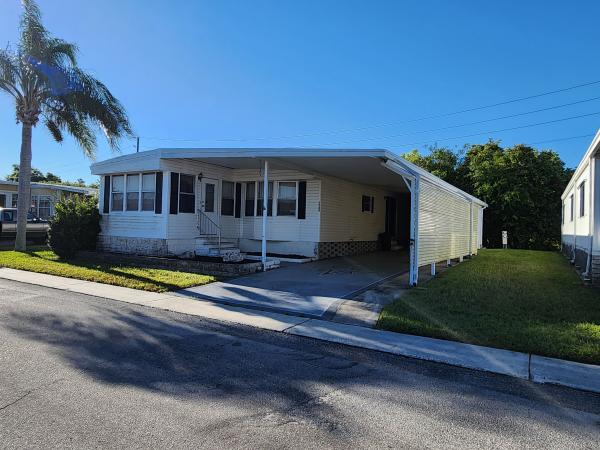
left=0, top=0, right=131, bottom=251
left=6, top=164, right=92, bottom=187
left=403, top=140, right=573, bottom=250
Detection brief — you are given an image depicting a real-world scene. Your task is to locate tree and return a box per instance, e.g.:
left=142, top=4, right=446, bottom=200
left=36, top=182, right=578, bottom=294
left=0, top=0, right=132, bottom=251
left=403, top=146, right=465, bottom=189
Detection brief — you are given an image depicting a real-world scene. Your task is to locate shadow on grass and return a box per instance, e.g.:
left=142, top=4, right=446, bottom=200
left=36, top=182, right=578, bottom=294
left=22, top=249, right=210, bottom=292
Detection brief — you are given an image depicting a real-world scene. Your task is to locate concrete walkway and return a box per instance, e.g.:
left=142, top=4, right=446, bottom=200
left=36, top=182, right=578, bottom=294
left=0, top=266, right=599, bottom=394
left=177, top=251, right=409, bottom=319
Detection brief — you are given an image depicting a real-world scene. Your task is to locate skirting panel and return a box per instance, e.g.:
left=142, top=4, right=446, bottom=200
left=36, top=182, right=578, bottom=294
left=316, top=241, right=378, bottom=259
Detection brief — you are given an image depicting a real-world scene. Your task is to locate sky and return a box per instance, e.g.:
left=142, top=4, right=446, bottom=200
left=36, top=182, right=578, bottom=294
left=1, top=0, right=600, bottom=184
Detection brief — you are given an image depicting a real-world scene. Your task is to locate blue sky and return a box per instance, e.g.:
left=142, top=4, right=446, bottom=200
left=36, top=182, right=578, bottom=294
left=1, top=0, right=599, bottom=183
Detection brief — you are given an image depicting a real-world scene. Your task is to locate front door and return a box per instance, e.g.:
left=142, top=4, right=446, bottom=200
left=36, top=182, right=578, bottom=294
left=199, top=178, right=219, bottom=224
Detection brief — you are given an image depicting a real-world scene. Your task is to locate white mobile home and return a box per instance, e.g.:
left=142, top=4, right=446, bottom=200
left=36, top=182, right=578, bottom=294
left=561, top=130, right=600, bottom=281
left=90, top=148, right=486, bottom=285
left=0, top=180, right=97, bottom=219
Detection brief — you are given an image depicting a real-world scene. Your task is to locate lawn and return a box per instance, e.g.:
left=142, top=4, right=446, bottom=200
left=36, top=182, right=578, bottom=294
left=377, top=249, right=600, bottom=364
left=0, top=248, right=215, bottom=293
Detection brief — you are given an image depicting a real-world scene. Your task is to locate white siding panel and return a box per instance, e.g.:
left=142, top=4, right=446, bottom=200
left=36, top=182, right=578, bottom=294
left=561, top=161, right=591, bottom=251
left=101, top=214, right=166, bottom=238
left=418, top=179, right=472, bottom=265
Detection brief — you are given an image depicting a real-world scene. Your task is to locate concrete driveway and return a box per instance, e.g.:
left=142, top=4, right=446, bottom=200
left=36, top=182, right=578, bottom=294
left=178, top=251, right=409, bottom=318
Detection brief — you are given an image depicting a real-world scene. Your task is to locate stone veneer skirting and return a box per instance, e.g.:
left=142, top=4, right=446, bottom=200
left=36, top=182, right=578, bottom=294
left=316, top=241, right=379, bottom=259
left=98, top=235, right=169, bottom=257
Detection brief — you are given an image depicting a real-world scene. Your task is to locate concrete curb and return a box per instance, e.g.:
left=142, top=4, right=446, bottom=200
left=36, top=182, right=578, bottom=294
left=1, top=267, right=599, bottom=394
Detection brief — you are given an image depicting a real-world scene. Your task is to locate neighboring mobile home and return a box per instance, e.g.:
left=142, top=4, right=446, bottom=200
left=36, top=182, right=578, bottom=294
left=561, top=130, right=600, bottom=282
left=0, top=180, right=97, bottom=219
left=91, top=148, right=486, bottom=285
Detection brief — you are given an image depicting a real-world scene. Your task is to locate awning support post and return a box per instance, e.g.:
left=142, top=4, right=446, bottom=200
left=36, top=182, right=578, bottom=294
left=261, top=160, right=269, bottom=271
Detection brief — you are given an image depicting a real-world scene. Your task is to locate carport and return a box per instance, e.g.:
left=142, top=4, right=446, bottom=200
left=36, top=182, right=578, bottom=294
left=178, top=251, right=409, bottom=318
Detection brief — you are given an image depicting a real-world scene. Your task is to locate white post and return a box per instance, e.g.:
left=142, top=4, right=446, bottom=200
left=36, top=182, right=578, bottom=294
left=447, top=259, right=451, bottom=266
left=261, top=160, right=269, bottom=271
left=430, top=262, right=436, bottom=276
left=459, top=255, right=464, bottom=262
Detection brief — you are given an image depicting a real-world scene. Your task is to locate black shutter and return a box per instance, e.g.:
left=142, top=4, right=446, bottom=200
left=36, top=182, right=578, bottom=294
left=234, top=182, right=242, bottom=218
left=169, top=172, right=179, bottom=214
left=155, top=172, right=163, bottom=214
left=371, top=196, right=375, bottom=214
left=103, top=175, right=110, bottom=213
left=298, top=181, right=307, bottom=219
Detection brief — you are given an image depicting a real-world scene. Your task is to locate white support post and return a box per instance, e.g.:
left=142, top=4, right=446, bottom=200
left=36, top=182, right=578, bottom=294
left=261, top=160, right=269, bottom=271
left=447, top=259, right=451, bottom=267
left=459, top=255, right=464, bottom=262
left=430, top=262, right=436, bottom=277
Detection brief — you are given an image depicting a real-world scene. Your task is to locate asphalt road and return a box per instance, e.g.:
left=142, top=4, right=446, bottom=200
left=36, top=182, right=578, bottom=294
left=0, top=278, right=599, bottom=449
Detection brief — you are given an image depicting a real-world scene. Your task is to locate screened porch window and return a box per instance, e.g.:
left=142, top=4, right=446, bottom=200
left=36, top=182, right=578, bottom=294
left=141, top=173, right=156, bottom=211
left=111, top=175, right=124, bottom=211
left=179, top=174, right=195, bottom=213
left=221, top=181, right=235, bottom=216
left=277, top=182, right=297, bottom=216
left=257, top=181, right=273, bottom=216
left=126, top=174, right=140, bottom=211
left=245, top=182, right=255, bottom=216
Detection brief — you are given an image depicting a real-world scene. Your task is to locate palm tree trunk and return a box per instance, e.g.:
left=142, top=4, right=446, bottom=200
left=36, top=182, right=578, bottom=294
left=15, top=122, right=33, bottom=252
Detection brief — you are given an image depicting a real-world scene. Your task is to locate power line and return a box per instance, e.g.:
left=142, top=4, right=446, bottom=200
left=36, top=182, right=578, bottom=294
left=302, top=96, right=600, bottom=146
left=137, top=79, right=600, bottom=143
left=530, top=134, right=596, bottom=145
left=374, top=111, right=600, bottom=150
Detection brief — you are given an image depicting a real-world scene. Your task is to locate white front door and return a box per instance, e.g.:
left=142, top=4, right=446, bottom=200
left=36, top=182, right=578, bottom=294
left=199, top=178, right=219, bottom=224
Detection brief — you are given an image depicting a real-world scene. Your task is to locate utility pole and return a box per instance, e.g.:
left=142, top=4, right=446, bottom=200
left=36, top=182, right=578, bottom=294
left=136, top=137, right=140, bottom=153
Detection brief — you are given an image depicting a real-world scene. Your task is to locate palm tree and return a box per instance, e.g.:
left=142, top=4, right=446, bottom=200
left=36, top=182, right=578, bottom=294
left=0, top=0, right=132, bottom=251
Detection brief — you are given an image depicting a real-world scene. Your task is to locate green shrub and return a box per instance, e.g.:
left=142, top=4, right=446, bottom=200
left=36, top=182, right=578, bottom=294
left=48, top=196, right=101, bottom=259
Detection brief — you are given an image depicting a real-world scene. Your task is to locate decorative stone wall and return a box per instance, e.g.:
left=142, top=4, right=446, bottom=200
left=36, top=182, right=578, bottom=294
left=591, top=256, right=600, bottom=285
left=316, top=241, right=378, bottom=259
left=97, top=235, right=169, bottom=257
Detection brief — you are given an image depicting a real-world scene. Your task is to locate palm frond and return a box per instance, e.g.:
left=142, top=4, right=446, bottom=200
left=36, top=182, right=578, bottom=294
left=0, top=48, right=22, bottom=100
left=47, top=38, right=78, bottom=67
left=19, top=0, right=48, bottom=61
left=44, top=117, right=63, bottom=142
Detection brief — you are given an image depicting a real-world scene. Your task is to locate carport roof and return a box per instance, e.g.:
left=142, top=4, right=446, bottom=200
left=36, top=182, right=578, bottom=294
left=90, top=147, right=486, bottom=206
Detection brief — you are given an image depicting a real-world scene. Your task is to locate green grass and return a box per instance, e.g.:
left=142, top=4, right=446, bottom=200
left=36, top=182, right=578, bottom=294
left=0, top=248, right=215, bottom=293
left=377, top=249, right=600, bottom=364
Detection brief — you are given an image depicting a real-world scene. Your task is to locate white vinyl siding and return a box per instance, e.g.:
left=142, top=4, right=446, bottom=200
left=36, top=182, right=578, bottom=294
left=319, top=176, right=389, bottom=242
left=418, top=179, right=473, bottom=266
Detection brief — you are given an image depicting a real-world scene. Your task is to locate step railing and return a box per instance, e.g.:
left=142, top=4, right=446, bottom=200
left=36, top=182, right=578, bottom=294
left=197, top=209, right=221, bottom=251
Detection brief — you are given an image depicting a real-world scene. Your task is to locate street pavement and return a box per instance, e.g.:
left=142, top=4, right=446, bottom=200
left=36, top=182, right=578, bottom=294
left=0, top=278, right=599, bottom=449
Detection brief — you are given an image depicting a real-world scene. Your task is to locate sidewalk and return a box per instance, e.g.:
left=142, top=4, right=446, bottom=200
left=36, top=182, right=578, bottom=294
left=1, top=267, right=599, bottom=394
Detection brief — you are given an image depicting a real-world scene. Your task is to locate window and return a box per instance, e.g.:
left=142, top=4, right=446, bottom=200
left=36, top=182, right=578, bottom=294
left=141, top=173, right=156, bottom=211
left=569, top=194, right=574, bottom=222
left=579, top=181, right=586, bottom=217
left=126, top=174, right=140, bottom=211
left=277, top=182, right=297, bottom=216
left=36, top=196, right=52, bottom=219
left=257, top=181, right=273, bottom=216
left=0, top=194, right=5, bottom=208
left=11, top=194, right=18, bottom=208
left=111, top=175, right=124, bottom=211
left=221, top=181, right=235, bottom=216
left=362, top=195, right=374, bottom=213
left=179, top=174, right=195, bottom=213
left=2, top=210, right=14, bottom=221
left=204, top=183, right=215, bottom=212
left=245, top=182, right=255, bottom=216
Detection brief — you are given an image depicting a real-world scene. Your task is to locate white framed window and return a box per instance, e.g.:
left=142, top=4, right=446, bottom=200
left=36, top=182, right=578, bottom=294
left=221, top=181, right=235, bottom=216
left=111, top=175, right=124, bottom=211
left=569, top=194, right=574, bottom=222
left=141, top=173, right=156, bottom=211
left=257, top=181, right=273, bottom=216
left=126, top=174, right=140, bottom=211
left=179, top=174, right=195, bottom=213
left=11, top=194, right=18, bottom=208
left=277, top=181, right=297, bottom=216
left=245, top=182, right=255, bottom=216
left=362, top=195, right=374, bottom=213
left=579, top=181, right=586, bottom=217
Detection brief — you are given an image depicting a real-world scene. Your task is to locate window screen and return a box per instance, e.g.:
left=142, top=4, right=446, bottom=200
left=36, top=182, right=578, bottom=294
left=221, top=181, right=234, bottom=216
left=245, top=182, right=255, bottom=216
left=126, top=174, right=140, bottom=211
left=112, top=175, right=124, bottom=211
left=277, top=182, right=297, bottom=216
left=141, top=173, right=156, bottom=211
left=257, top=181, right=273, bottom=216
left=179, top=174, right=195, bottom=213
